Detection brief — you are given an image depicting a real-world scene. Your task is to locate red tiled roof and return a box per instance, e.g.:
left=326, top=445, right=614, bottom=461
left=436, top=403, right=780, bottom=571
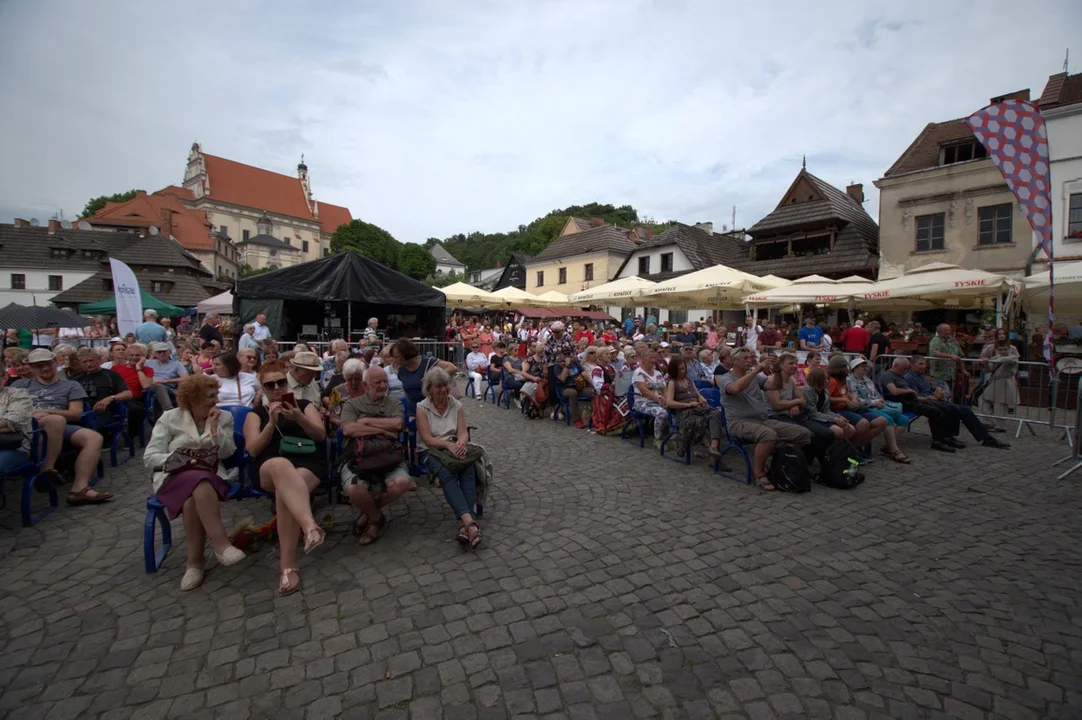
left=883, top=119, right=975, bottom=177
left=200, top=154, right=352, bottom=232
left=317, top=200, right=352, bottom=235
left=1039, top=72, right=1082, bottom=110
left=85, top=190, right=218, bottom=251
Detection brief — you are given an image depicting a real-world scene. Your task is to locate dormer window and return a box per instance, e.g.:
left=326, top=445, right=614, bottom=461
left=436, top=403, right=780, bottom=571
left=940, top=140, right=987, bottom=166
left=51, top=248, right=70, bottom=259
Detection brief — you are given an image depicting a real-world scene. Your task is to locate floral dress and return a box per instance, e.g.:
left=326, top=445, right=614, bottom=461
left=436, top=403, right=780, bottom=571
left=631, top=366, right=669, bottom=439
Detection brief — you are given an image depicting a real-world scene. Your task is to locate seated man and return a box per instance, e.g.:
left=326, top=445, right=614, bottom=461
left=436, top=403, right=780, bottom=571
left=879, top=357, right=956, bottom=452
left=699, top=348, right=719, bottom=377
left=716, top=347, right=811, bottom=491
left=17, top=349, right=110, bottom=504
left=339, top=367, right=412, bottom=546
left=144, top=341, right=188, bottom=418
left=112, top=343, right=155, bottom=433
left=904, top=356, right=1008, bottom=450
left=68, top=347, right=133, bottom=429
left=284, top=352, right=323, bottom=405
left=682, top=345, right=707, bottom=382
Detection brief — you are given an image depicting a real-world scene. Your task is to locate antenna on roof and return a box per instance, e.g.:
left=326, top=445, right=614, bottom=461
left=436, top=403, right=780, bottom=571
left=29, top=218, right=39, bottom=227
left=1066, top=48, right=1070, bottom=73
left=149, top=226, right=159, bottom=235
left=77, top=220, right=91, bottom=230
left=802, top=154, right=806, bottom=170
left=731, top=205, right=736, bottom=231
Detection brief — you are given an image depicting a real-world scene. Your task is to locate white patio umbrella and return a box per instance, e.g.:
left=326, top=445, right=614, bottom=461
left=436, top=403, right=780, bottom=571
left=645, top=264, right=776, bottom=309
left=568, top=275, right=656, bottom=305
left=490, top=286, right=542, bottom=304
left=532, top=290, right=571, bottom=307
left=440, top=282, right=511, bottom=309
left=744, top=275, right=853, bottom=307
left=1021, top=260, right=1082, bottom=313
left=856, top=262, right=1018, bottom=308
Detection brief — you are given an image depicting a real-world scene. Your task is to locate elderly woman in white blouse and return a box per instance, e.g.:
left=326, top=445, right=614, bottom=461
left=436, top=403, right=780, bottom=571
left=416, top=368, right=481, bottom=549
left=145, top=374, right=246, bottom=591
left=213, top=352, right=259, bottom=407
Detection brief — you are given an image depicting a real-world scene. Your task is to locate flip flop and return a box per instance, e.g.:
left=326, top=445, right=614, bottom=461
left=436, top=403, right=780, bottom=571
left=278, top=568, right=301, bottom=596
left=66, top=487, right=113, bottom=505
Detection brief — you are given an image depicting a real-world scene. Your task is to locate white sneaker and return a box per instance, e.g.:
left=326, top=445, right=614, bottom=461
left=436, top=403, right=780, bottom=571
left=215, top=545, right=246, bottom=567
left=180, top=566, right=204, bottom=591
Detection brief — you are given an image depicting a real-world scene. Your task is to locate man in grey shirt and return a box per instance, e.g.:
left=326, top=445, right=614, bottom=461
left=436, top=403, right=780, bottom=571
left=716, top=347, right=810, bottom=490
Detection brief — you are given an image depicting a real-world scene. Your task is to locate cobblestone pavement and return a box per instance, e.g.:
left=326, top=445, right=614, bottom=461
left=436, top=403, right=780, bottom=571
left=1, top=396, right=1081, bottom=720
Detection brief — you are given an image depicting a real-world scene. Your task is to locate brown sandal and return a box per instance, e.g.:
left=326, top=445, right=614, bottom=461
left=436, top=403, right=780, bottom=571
left=357, top=513, right=385, bottom=546
left=888, top=450, right=911, bottom=464
left=66, top=487, right=113, bottom=505
left=278, top=568, right=301, bottom=596
left=754, top=475, right=776, bottom=492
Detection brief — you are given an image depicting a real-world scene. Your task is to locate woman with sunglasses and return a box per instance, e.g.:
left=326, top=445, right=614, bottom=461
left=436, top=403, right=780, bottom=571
left=242, top=361, right=327, bottom=596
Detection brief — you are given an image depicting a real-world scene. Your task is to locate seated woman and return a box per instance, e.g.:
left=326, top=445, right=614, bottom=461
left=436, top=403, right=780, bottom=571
left=631, top=350, right=670, bottom=447
left=798, top=350, right=821, bottom=387
left=144, top=374, right=246, bottom=591
left=488, top=342, right=508, bottom=388
left=237, top=348, right=261, bottom=375
left=326, top=358, right=367, bottom=428
left=415, top=368, right=482, bottom=549
left=765, top=352, right=841, bottom=456
left=826, top=355, right=888, bottom=461
left=663, top=356, right=724, bottom=457
left=847, top=357, right=910, bottom=463
left=556, top=348, right=593, bottom=429
left=0, top=356, right=32, bottom=475
left=379, top=346, right=406, bottom=400
left=213, top=352, right=260, bottom=408
left=803, top=367, right=857, bottom=443
left=194, top=342, right=215, bottom=374
left=393, top=339, right=458, bottom=410
left=501, top=344, right=531, bottom=398
left=242, top=361, right=327, bottom=596
left=518, top=346, right=547, bottom=418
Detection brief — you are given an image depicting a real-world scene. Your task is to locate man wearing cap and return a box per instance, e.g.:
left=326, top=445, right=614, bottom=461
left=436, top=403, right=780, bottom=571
left=144, top=342, right=188, bottom=416
left=17, top=349, right=110, bottom=504
left=135, top=309, right=167, bottom=345
left=281, top=351, right=323, bottom=405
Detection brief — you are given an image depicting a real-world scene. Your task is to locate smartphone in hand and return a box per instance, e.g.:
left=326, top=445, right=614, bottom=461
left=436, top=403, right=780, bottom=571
left=282, top=392, right=297, bottom=408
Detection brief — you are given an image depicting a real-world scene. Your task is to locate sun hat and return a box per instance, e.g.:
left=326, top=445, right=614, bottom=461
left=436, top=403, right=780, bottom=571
left=150, top=342, right=171, bottom=352
left=291, top=351, right=323, bottom=371
left=27, top=349, right=56, bottom=363
left=849, top=356, right=868, bottom=370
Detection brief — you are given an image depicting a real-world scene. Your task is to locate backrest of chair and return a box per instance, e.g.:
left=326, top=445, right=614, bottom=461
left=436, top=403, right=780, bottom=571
left=700, top=388, right=721, bottom=408
left=693, top=379, right=713, bottom=390
left=221, top=404, right=251, bottom=433
left=625, top=382, right=636, bottom=406
left=613, top=368, right=633, bottom=397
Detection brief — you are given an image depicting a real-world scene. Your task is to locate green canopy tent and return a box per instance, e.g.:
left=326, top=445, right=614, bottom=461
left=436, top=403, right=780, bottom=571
left=78, top=290, right=185, bottom=317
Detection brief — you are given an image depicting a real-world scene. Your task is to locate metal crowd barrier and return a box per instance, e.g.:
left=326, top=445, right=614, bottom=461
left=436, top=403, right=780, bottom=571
left=274, top=338, right=465, bottom=365
left=867, top=352, right=1065, bottom=441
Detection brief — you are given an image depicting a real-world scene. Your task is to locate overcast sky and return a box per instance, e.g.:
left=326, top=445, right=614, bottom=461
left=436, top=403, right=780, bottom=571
left=0, top=1, right=1077, bottom=242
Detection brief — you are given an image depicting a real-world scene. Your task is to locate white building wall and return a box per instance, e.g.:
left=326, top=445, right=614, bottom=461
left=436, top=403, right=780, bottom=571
left=0, top=268, right=96, bottom=307
left=1046, top=107, right=1082, bottom=261
left=607, top=245, right=712, bottom=325
left=435, top=262, right=465, bottom=276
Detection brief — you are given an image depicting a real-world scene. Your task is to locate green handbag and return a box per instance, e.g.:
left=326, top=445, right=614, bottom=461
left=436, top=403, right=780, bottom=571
left=275, top=422, right=316, bottom=456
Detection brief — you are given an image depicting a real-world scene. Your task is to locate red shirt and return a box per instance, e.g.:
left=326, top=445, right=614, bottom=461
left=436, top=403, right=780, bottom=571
left=575, top=330, right=595, bottom=345
left=841, top=326, right=870, bottom=353
left=757, top=329, right=781, bottom=349
left=113, top=364, right=153, bottom=399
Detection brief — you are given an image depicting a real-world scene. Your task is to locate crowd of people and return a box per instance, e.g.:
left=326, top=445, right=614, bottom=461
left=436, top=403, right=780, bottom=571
left=0, top=309, right=1013, bottom=593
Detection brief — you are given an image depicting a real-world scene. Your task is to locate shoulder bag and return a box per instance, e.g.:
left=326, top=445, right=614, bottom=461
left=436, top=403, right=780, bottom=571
left=162, top=446, right=219, bottom=475
left=273, top=403, right=316, bottom=456
left=427, top=437, right=484, bottom=474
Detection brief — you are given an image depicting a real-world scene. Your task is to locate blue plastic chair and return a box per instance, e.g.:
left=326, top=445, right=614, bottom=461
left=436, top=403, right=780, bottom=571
left=700, top=388, right=722, bottom=408
left=660, top=410, right=692, bottom=465
left=693, top=379, right=714, bottom=391
left=495, top=369, right=514, bottom=410
left=481, top=372, right=499, bottom=404
left=399, top=396, right=425, bottom=477
left=619, top=385, right=654, bottom=448
left=83, top=399, right=136, bottom=471
left=551, top=381, right=573, bottom=426
left=144, top=496, right=172, bottom=574
left=711, top=404, right=752, bottom=485
left=1, top=421, right=57, bottom=527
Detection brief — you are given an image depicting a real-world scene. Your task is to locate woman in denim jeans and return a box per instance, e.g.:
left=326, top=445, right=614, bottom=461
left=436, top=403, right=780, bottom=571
left=415, top=367, right=481, bottom=549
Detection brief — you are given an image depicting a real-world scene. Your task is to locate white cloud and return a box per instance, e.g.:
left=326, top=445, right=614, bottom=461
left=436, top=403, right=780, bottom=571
left=0, top=0, right=1077, bottom=240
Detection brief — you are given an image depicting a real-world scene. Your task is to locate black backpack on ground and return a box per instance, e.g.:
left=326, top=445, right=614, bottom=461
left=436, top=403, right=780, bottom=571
left=769, top=443, right=811, bottom=493
left=818, top=440, right=865, bottom=489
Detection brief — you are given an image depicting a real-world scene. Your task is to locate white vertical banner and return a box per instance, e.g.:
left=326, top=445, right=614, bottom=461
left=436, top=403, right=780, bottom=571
left=109, top=257, right=143, bottom=336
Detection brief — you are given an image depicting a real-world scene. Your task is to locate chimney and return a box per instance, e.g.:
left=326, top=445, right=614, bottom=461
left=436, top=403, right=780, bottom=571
left=589, top=216, right=604, bottom=227
left=135, top=190, right=147, bottom=197
left=846, top=183, right=865, bottom=204
left=160, top=207, right=173, bottom=237
left=48, top=219, right=59, bottom=234
left=694, top=221, right=713, bottom=234
left=13, top=218, right=28, bottom=227
left=139, top=227, right=148, bottom=238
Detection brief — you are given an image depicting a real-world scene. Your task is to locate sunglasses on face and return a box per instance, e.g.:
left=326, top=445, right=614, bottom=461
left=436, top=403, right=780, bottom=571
left=262, top=378, right=289, bottom=390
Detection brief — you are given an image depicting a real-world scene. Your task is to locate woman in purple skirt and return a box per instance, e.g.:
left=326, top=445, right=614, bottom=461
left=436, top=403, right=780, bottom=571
left=145, top=374, right=246, bottom=591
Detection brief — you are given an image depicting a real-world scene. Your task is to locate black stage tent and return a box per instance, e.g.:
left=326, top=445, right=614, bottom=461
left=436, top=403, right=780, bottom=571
left=233, top=253, right=446, bottom=343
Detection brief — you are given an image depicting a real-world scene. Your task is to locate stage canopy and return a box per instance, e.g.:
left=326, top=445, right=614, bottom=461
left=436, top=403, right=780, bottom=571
left=233, top=252, right=446, bottom=340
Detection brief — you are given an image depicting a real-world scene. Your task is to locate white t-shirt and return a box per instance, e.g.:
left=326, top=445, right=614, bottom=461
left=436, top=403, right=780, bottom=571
left=631, top=366, right=666, bottom=407
left=744, top=325, right=761, bottom=352
left=216, top=372, right=260, bottom=407
left=822, top=334, right=833, bottom=352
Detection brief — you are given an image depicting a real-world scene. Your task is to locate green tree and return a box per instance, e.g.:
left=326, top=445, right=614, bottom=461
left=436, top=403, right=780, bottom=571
left=331, top=219, right=401, bottom=268
left=398, top=243, right=437, bottom=280
left=427, top=270, right=468, bottom=288
left=239, top=263, right=274, bottom=278
left=81, top=189, right=138, bottom=218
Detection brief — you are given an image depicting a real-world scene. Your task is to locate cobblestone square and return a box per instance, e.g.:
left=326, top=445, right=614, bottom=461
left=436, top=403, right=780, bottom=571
left=1, top=399, right=1081, bottom=719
